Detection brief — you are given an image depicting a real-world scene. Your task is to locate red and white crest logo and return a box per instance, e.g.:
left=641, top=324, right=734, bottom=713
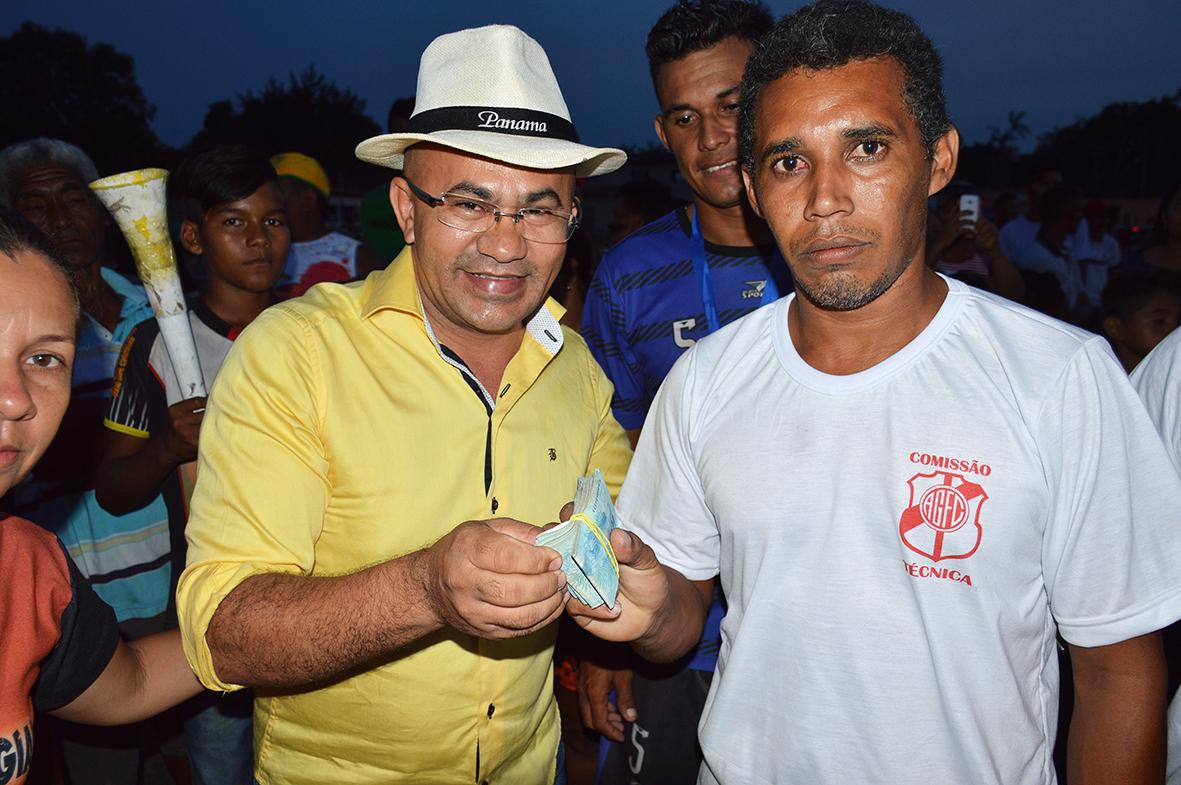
left=899, top=471, right=987, bottom=561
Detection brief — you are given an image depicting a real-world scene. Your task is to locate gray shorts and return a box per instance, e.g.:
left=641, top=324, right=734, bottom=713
left=599, top=663, right=713, bottom=785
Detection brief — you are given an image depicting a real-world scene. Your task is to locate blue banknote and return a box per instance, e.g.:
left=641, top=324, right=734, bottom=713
left=535, top=469, right=620, bottom=608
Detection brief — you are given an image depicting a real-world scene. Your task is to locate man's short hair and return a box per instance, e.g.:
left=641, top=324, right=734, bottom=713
left=739, top=0, right=950, bottom=170
left=0, top=138, right=100, bottom=207
left=646, top=0, right=773, bottom=87
left=173, top=145, right=278, bottom=225
left=0, top=204, right=80, bottom=311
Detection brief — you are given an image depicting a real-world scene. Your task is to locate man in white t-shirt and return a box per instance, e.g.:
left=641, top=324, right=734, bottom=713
left=1075, top=199, right=1123, bottom=307
left=567, top=2, right=1181, bottom=784
left=1133, top=325, right=1181, bottom=463
left=1131, top=326, right=1181, bottom=785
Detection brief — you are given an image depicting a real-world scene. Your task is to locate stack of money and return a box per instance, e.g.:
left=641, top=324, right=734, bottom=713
left=536, top=469, right=620, bottom=608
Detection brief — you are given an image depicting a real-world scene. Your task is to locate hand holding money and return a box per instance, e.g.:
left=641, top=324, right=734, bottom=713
left=426, top=518, right=567, bottom=639
left=536, top=470, right=622, bottom=608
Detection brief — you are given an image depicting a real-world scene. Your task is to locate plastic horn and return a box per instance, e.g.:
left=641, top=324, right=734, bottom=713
left=90, top=169, right=207, bottom=398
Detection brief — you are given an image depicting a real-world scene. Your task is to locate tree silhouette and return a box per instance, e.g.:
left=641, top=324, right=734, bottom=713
left=0, top=22, right=168, bottom=174
left=957, top=93, right=1181, bottom=197
left=187, top=66, right=381, bottom=186
left=1027, top=92, right=1181, bottom=197
left=987, top=111, right=1030, bottom=152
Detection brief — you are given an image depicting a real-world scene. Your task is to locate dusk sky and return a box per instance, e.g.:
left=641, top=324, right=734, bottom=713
left=6, top=0, right=1178, bottom=153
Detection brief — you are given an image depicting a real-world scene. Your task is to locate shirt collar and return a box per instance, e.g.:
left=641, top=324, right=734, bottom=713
left=89, top=267, right=153, bottom=344
left=360, top=246, right=567, bottom=359
left=99, top=266, right=149, bottom=314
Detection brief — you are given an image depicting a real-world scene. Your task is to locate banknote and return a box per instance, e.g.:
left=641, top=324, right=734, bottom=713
left=535, top=469, right=620, bottom=608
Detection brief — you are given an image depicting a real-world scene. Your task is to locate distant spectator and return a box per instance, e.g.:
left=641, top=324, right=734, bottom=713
left=271, top=152, right=381, bottom=297
left=1017, top=185, right=1084, bottom=311
left=1075, top=199, right=1122, bottom=308
left=926, top=185, right=1024, bottom=300
left=358, top=96, right=415, bottom=267
left=998, top=168, right=1062, bottom=263
left=992, top=191, right=1021, bottom=229
left=605, top=179, right=681, bottom=248
left=1101, top=267, right=1181, bottom=372
left=1145, top=182, right=1181, bottom=271
left=1021, top=270, right=1071, bottom=322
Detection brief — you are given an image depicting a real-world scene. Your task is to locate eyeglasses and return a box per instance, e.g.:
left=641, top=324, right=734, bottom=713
left=402, top=176, right=579, bottom=244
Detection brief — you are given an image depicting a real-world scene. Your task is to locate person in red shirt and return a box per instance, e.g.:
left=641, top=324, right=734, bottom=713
left=0, top=206, right=201, bottom=784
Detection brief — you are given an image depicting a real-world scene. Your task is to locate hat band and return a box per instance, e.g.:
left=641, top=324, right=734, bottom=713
left=407, top=106, right=580, bottom=142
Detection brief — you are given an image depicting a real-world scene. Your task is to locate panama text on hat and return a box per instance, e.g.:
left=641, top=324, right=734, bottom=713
left=355, top=25, right=626, bottom=178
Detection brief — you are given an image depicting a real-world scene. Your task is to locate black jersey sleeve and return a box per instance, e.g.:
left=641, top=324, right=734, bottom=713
left=33, top=541, right=121, bottom=711
left=105, top=318, right=164, bottom=439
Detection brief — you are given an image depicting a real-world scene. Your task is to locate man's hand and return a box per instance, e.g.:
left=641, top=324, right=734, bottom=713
left=566, top=527, right=669, bottom=642
left=578, top=660, right=637, bottom=741
left=156, top=397, right=206, bottom=464
left=425, top=518, right=567, bottom=638
left=974, top=217, right=1000, bottom=253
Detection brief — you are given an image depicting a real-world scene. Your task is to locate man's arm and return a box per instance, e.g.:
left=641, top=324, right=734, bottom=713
left=578, top=657, right=637, bottom=741
left=1066, top=633, right=1167, bottom=785
left=206, top=518, right=567, bottom=688
left=95, top=398, right=204, bottom=514
left=50, top=630, right=202, bottom=726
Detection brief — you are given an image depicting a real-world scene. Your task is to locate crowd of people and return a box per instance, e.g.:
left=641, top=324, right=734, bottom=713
left=2, top=1, right=1181, bottom=784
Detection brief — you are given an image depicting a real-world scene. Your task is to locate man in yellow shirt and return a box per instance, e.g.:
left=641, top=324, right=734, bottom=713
left=176, top=25, right=631, bottom=785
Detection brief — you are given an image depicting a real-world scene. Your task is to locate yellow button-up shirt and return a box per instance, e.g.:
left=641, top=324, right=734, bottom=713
left=177, top=248, right=631, bottom=785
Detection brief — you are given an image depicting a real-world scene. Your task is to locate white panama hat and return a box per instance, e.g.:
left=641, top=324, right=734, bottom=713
left=355, top=25, right=626, bottom=178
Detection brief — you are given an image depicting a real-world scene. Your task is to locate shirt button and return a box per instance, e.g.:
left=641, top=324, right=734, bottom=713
left=491, top=497, right=499, bottom=514
left=487, top=703, right=495, bottom=719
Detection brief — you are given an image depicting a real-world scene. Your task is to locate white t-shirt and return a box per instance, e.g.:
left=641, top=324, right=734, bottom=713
left=621, top=277, right=1181, bottom=785
left=1131, top=326, right=1181, bottom=785
left=1074, top=232, right=1122, bottom=307
left=1132, top=325, right=1181, bottom=466
left=1003, top=217, right=1089, bottom=264
left=999, top=214, right=1039, bottom=264
left=279, top=231, right=361, bottom=296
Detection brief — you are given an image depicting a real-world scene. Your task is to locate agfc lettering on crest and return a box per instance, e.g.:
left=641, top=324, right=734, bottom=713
left=899, top=470, right=987, bottom=562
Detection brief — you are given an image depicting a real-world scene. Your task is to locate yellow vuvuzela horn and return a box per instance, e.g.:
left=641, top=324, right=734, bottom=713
left=90, top=169, right=207, bottom=398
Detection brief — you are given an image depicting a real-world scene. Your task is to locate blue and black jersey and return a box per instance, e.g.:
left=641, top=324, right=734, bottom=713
left=582, top=207, right=792, bottom=430
left=581, top=207, right=791, bottom=673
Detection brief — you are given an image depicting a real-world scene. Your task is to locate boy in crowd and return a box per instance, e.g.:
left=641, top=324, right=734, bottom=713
left=270, top=152, right=380, bottom=297
left=1101, top=267, right=1181, bottom=372
left=95, top=145, right=289, bottom=784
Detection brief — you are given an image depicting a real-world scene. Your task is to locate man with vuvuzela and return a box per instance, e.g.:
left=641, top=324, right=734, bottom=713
left=176, top=26, right=631, bottom=785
